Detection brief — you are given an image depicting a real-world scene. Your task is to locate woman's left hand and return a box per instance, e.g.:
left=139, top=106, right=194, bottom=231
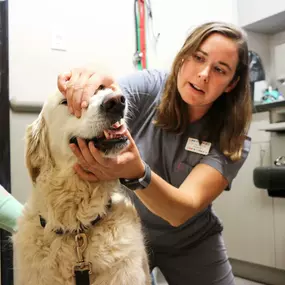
left=69, top=130, right=145, bottom=182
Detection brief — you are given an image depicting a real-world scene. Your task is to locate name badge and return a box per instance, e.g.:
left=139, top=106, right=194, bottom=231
left=185, top=138, right=211, bottom=155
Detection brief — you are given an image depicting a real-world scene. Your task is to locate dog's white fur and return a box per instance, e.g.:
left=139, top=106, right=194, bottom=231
left=13, top=87, right=151, bottom=285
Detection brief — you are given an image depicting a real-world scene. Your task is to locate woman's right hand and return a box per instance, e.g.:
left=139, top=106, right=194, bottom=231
left=57, top=68, right=115, bottom=118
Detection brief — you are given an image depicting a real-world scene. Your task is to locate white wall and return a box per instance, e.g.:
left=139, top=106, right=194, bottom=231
left=147, top=0, right=238, bottom=70
left=9, top=0, right=238, bottom=104
left=9, top=0, right=136, bottom=105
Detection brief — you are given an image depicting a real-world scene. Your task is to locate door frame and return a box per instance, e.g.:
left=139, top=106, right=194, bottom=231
left=0, top=0, right=13, bottom=284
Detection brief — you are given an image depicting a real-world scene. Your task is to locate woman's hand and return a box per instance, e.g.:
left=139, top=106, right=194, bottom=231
left=69, top=130, right=145, bottom=182
left=57, top=68, right=115, bottom=118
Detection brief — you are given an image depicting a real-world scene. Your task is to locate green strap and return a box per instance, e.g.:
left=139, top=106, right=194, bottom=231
left=135, top=1, right=142, bottom=70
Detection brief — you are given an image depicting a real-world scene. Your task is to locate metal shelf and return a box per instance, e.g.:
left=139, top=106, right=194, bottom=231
left=259, top=122, right=285, bottom=132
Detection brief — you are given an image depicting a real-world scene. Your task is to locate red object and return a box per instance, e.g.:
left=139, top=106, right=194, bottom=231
left=138, top=0, right=146, bottom=68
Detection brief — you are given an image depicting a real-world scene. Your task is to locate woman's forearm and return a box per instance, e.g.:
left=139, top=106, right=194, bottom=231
left=134, top=163, right=228, bottom=227
left=134, top=171, right=195, bottom=227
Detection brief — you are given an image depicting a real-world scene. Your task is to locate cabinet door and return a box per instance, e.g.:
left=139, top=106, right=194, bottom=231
left=213, top=142, right=275, bottom=267
left=274, top=198, right=285, bottom=270
left=238, top=0, right=285, bottom=27
left=248, top=112, right=271, bottom=144
left=270, top=133, right=285, bottom=270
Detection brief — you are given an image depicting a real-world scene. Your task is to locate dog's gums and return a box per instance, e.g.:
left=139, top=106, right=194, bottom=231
left=69, top=118, right=129, bottom=152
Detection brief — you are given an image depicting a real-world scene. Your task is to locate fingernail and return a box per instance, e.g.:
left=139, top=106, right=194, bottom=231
left=88, top=141, right=94, bottom=149
left=89, top=141, right=97, bottom=149
left=69, top=107, right=73, bottom=114
left=75, top=111, right=80, bottom=118
left=81, top=101, right=88, bottom=108
left=77, top=137, right=83, bottom=145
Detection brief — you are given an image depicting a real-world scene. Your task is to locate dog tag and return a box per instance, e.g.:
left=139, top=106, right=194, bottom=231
left=74, top=233, right=92, bottom=285
left=185, top=138, right=211, bottom=155
left=74, top=263, right=92, bottom=285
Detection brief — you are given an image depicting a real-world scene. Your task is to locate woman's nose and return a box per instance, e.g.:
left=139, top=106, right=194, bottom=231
left=198, top=66, right=210, bottom=82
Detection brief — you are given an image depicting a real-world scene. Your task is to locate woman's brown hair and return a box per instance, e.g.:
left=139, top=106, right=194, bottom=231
left=154, top=21, right=252, bottom=161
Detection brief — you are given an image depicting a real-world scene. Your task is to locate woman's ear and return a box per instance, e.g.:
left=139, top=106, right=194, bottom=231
left=225, top=76, right=240, bottom=93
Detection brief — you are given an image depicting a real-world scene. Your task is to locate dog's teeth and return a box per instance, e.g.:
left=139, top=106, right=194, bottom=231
left=112, top=121, right=121, bottom=128
left=104, top=130, right=110, bottom=139
left=120, top=118, right=125, bottom=125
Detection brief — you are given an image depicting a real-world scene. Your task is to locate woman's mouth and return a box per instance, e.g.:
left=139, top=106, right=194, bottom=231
left=189, top=82, right=205, bottom=94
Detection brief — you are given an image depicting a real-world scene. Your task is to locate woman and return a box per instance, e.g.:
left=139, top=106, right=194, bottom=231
left=58, top=21, right=252, bottom=285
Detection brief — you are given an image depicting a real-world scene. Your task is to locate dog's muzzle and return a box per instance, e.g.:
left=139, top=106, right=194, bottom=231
left=70, top=94, right=129, bottom=152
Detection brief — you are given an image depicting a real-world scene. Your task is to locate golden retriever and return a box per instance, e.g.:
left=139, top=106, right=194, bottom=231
left=13, top=86, right=151, bottom=285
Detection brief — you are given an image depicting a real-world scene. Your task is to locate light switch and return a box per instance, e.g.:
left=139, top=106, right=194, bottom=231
left=51, top=30, right=66, bottom=51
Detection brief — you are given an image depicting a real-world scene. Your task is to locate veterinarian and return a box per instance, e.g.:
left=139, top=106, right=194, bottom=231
left=57, top=21, right=252, bottom=285
left=0, top=184, right=23, bottom=233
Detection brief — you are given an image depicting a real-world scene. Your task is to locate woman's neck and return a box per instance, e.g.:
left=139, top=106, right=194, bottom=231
left=188, top=104, right=212, bottom=123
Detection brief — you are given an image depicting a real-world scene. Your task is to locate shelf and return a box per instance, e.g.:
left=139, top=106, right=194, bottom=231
left=243, top=10, right=285, bottom=34
left=259, top=122, right=285, bottom=132
left=253, top=100, right=285, bottom=113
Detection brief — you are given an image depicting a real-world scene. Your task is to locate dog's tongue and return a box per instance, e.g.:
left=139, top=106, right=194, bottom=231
left=104, top=126, right=126, bottom=139
left=103, top=119, right=126, bottom=139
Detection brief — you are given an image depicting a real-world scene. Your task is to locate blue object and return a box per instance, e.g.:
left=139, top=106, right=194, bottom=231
left=262, top=88, right=283, bottom=103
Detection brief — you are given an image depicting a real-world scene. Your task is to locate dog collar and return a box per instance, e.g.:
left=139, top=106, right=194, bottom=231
left=39, top=199, right=112, bottom=285
left=39, top=199, right=112, bottom=235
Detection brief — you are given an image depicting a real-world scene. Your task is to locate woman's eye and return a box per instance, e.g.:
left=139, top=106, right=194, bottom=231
left=193, top=54, right=204, bottom=62
left=98, top=85, right=105, bottom=90
left=214, top=66, right=226, bottom=74
left=60, top=99, right=68, bottom=105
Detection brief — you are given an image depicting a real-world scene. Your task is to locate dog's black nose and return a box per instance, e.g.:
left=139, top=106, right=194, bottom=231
left=101, top=94, right=126, bottom=115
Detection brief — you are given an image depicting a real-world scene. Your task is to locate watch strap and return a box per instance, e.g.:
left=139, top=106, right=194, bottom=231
left=119, top=161, right=151, bottom=190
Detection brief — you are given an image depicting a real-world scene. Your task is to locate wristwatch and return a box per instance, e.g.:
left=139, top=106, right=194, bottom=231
left=119, top=161, right=151, bottom=191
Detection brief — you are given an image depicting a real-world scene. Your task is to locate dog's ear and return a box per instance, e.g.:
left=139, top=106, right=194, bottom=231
left=25, top=114, right=53, bottom=183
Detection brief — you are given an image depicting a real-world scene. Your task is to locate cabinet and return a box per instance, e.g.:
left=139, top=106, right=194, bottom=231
left=274, top=198, right=285, bottom=270
left=214, top=112, right=276, bottom=267
left=214, top=112, right=285, bottom=271
left=214, top=112, right=275, bottom=267
left=270, top=132, right=285, bottom=270
left=214, top=141, right=275, bottom=267
left=237, top=0, right=285, bottom=34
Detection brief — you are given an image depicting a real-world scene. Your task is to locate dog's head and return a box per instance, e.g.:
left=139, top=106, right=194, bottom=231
left=26, top=85, right=129, bottom=183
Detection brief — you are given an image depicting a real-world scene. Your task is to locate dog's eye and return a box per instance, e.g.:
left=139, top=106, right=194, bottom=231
left=94, top=85, right=105, bottom=95
left=60, top=99, right=68, bottom=105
